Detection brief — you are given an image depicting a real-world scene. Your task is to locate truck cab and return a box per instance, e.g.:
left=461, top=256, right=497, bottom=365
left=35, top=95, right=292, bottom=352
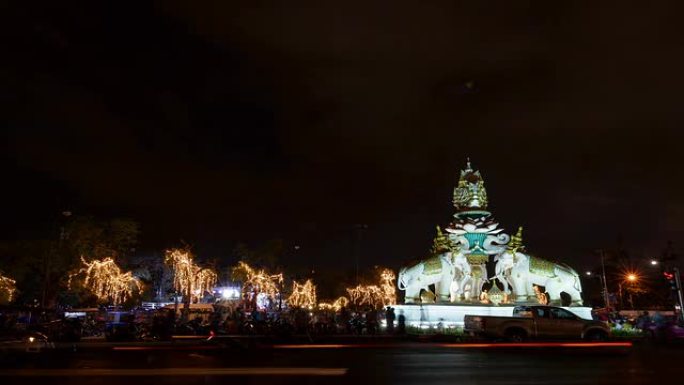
left=464, top=306, right=610, bottom=341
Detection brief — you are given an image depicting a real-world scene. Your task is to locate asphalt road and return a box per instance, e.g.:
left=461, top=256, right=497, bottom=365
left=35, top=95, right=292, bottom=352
left=0, top=340, right=681, bottom=385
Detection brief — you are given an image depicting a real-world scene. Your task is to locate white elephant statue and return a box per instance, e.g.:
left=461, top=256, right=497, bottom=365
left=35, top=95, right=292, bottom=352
left=398, top=252, right=467, bottom=303
left=448, top=252, right=472, bottom=302
left=458, top=263, right=488, bottom=302
left=493, top=251, right=516, bottom=294
left=505, top=252, right=583, bottom=305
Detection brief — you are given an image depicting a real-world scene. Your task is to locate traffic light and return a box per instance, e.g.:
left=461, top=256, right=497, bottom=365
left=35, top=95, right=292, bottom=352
left=664, top=271, right=678, bottom=291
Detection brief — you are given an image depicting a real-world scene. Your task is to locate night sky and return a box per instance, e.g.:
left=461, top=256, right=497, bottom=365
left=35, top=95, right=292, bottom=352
left=2, top=2, right=683, bottom=273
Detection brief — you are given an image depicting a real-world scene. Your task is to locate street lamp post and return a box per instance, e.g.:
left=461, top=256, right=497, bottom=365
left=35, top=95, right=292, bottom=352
left=619, top=273, right=638, bottom=310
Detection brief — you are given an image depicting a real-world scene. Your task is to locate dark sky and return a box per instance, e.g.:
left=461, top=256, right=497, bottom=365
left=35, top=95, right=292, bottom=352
left=2, top=1, right=683, bottom=273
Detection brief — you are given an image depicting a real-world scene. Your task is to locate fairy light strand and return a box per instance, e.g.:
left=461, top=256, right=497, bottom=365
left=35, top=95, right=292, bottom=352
left=288, top=279, right=317, bottom=309
left=69, top=257, right=141, bottom=305
left=165, top=249, right=217, bottom=303
left=0, top=273, right=16, bottom=302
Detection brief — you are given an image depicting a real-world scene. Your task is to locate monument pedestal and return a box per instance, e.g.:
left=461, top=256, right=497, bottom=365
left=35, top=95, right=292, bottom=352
left=392, top=304, right=593, bottom=328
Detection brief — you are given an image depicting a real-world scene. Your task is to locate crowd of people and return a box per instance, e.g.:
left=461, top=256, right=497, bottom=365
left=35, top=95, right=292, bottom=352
left=0, top=304, right=407, bottom=342
left=205, top=305, right=405, bottom=336
left=594, top=309, right=671, bottom=334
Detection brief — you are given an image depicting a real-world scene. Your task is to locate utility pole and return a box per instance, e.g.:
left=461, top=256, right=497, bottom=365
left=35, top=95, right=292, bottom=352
left=354, top=224, right=367, bottom=283
left=674, top=267, right=684, bottom=322
left=600, top=250, right=610, bottom=308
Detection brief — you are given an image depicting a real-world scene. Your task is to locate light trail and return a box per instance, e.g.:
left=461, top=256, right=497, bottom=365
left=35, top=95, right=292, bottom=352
left=0, top=367, right=348, bottom=377
left=111, top=341, right=632, bottom=351
left=272, top=341, right=632, bottom=349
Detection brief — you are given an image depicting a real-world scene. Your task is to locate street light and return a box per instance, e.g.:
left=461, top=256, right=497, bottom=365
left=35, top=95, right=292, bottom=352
left=585, top=271, right=592, bottom=276
left=619, top=273, right=639, bottom=309
left=650, top=260, right=659, bottom=266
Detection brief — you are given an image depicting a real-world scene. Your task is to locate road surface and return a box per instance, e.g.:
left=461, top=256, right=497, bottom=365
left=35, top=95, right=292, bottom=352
left=0, top=340, right=680, bottom=384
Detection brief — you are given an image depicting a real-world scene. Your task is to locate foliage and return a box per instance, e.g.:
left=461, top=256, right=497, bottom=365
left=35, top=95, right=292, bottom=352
left=0, top=240, right=49, bottom=304
left=130, top=253, right=173, bottom=301
left=64, top=216, right=139, bottom=261
left=610, top=325, right=643, bottom=338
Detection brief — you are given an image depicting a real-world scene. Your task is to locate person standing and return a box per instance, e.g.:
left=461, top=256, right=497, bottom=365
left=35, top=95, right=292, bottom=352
left=385, top=306, right=395, bottom=334
left=397, top=310, right=406, bottom=335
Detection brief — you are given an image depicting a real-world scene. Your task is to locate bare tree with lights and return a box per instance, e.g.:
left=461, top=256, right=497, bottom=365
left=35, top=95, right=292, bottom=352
left=346, top=268, right=396, bottom=309
left=0, top=272, right=17, bottom=304
left=68, top=257, right=141, bottom=305
left=288, top=279, right=317, bottom=309
left=231, top=261, right=283, bottom=309
left=165, top=248, right=217, bottom=320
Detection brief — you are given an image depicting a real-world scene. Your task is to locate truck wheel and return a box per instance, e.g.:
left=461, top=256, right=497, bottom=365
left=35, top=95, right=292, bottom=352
left=504, top=328, right=526, bottom=342
left=584, top=330, right=607, bottom=341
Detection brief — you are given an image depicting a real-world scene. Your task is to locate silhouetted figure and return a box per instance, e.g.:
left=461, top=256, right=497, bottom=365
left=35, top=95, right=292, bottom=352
left=397, top=311, right=406, bottom=335
left=385, top=307, right=395, bottom=334
left=366, top=309, right=378, bottom=335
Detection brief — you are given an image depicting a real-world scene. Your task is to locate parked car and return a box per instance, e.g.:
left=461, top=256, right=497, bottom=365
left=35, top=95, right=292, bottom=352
left=464, top=306, right=610, bottom=341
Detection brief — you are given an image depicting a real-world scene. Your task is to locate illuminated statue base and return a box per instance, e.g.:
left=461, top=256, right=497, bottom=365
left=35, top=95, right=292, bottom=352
left=392, top=304, right=593, bottom=328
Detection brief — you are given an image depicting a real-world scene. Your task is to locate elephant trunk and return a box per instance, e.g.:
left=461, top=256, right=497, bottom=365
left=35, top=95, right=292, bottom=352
left=397, top=267, right=408, bottom=290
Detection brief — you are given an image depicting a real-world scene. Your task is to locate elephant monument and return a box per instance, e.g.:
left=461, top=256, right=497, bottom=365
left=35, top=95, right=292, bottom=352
left=496, top=251, right=583, bottom=306
left=398, top=251, right=470, bottom=303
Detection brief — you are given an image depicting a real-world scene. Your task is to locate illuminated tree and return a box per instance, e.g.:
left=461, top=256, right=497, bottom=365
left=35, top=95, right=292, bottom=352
left=379, top=269, right=397, bottom=306
left=231, top=261, right=283, bottom=307
left=288, top=279, right=317, bottom=309
left=0, top=272, right=17, bottom=303
left=69, top=257, right=141, bottom=305
left=346, top=268, right=396, bottom=309
left=318, top=296, right=350, bottom=311
left=164, top=248, right=217, bottom=304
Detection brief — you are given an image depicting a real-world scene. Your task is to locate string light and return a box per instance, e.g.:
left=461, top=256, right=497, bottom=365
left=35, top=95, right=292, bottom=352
left=0, top=273, right=16, bottom=303
left=288, top=279, right=316, bottom=309
left=165, top=249, right=217, bottom=303
left=232, top=261, right=283, bottom=303
left=379, top=269, right=396, bottom=306
left=346, top=268, right=396, bottom=309
left=318, top=296, right=349, bottom=311
left=69, top=257, right=141, bottom=305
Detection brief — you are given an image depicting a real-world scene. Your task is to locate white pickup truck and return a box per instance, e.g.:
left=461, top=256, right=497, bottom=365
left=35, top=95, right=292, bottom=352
left=464, top=306, right=610, bottom=341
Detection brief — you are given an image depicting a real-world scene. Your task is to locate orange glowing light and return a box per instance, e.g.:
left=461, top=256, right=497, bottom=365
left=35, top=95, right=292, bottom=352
left=232, top=261, right=283, bottom=303
left=288, top=279, right=317, bottom=309
left=165, top=249, right=217, bottom=303
left=0, top=272, right=16, bottom=303
left=346, top=268, right=396, bottom=309
left=69, top=257, right=141, bottom=305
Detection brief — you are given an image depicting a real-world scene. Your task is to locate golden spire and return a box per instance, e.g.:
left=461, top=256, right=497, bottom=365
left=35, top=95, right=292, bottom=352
left=431, top=225, right=452, bottom=254
left=507, top=226, right=524, bottom=253
left=453, top=159, right=488, bottom=212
